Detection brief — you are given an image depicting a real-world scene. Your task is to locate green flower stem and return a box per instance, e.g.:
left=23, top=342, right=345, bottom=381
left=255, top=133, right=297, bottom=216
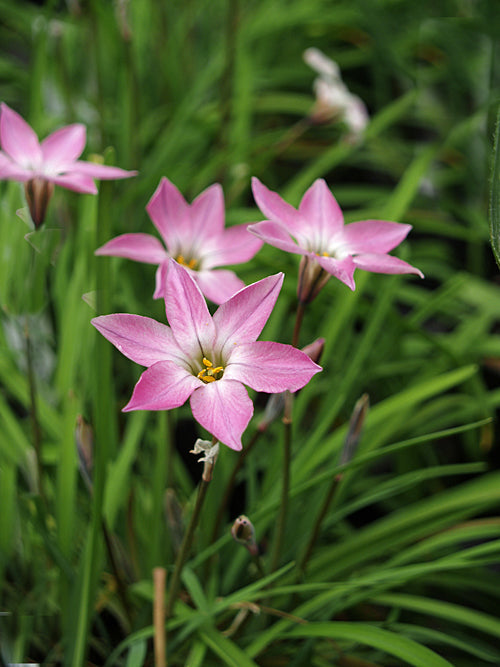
left=269, top=300, right=307, bottom=573
left=212, top=428, right=262, bottom=542
left=165, top=476, right=211, bottom=618
left=24, top=318, right=44, bottom=502
left=297, top=477, right=340, bottom=577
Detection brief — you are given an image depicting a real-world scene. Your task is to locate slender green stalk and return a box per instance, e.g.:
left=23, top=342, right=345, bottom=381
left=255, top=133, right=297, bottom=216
left=489, top=106, right=500, bottom=269
left=269, top=301, right=306, bottom=573
left=269, top=404, right=292, bottom=574
left=165, top=477, right=211, bottom=618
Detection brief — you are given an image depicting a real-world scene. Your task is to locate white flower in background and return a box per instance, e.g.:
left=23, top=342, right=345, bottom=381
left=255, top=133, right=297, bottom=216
left=303, top=47, right=369, bottom=141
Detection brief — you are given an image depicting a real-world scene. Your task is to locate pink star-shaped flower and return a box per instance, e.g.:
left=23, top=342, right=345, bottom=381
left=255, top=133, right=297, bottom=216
left=0, top=103, right=137, bottom=226
left=249, top=178, right=423, bottom=299
left=96, top=177, right=263, bottom=304
left=92, top=261, right=321, bottom=450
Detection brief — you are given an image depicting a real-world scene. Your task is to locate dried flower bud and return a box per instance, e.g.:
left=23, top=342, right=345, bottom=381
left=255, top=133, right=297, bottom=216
left=231, top=515, right=258, bottom=556
left=190, top=438, right=219, bottom=481
left=337, top=393, right=369, bottom=479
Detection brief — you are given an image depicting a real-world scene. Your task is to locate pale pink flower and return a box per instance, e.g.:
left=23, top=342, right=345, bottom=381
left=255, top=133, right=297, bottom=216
left=303, top=48, right=369, bottom=141
left=91, top=261, right=321, bottom=450
left=96, top=177, right=263, bottom=304
left=249, top=178, right=423, bottom=301
left=0, top=103, right=137, bottom=226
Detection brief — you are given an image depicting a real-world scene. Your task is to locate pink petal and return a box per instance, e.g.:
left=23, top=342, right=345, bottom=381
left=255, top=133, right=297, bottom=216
left=195, top=269, right=246, bottom=305
left=146, top=177, right=191, bottom=254
left=123, top=360, right=201, bottom=411
left=47, top=172, right=97, bottom=193
left=96, top=233, right=168, bottom=264
left=153, top=260, right=169, bottom=299
left=40, top=124, right=86, bottom=170
left=201, top=224, right=263, bottom=269
left=339, top=221, right=413, bottom=254
left=298, top=179, right=344, bottom=243
left=353, top=253, right=424, bottom=277
left=225, top=341, right=321, bottom=392
left=0, top=103, right=42, bottom=168
left=251, top=177, right=304, bottom=235
left=0, top=152, right=32, bottom=180
left=213, top=273, right=283, bottom=357
left=247, top=220, right=307, bottom=256
left=190, top=380, right=253, bottom=450
left=164, top=260, right=216, bottom=358
left=315, top=254, right=357, bottom=290
left=189, top=183, right=225, bottom=240
left=91, top=314, right=187, bottom=367
left=69, top=161, right=137, bottom=180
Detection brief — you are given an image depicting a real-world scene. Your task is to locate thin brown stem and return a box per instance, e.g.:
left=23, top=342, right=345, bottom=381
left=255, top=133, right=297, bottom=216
left=153, top=567, right=167, bottom=667
left=291, top=301, right=306, bottom=348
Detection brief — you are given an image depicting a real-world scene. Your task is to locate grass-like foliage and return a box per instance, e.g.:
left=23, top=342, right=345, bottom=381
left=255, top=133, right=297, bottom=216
left=1, top=0, right=500, bottom=665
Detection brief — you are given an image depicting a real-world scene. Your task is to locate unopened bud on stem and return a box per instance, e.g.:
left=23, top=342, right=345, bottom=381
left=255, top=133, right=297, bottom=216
left=231, top=515, right=258, bottom=556
left=25, top=178, right=54, bottom=228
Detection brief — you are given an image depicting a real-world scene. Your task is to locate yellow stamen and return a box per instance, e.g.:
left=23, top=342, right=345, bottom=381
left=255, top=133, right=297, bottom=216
left=197, top=357, right=224, bottom=383
left=176, top=254, right=198, bottom=270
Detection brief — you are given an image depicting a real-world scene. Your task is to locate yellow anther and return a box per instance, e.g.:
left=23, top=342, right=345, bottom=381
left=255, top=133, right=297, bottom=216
left=175, top=254, right=198, bottom=270
left=197, top=357, right=224, bottom=383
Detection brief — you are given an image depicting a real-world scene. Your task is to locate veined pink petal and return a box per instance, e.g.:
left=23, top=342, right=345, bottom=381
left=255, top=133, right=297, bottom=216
left=225, top=341, right=321, bottom=392
left=40, top=124, right=86, bottom=170
left=195, top=269, right=246, bottom=305
left=190, top=380, right=253, bottom=450
left=0, top=152, right=32, bottom=180
left=96, top=233, right=168, bottom=264
left=201, top=224, right=263, bottom=269
left=213, top=273, right=283, bottom=357
left=189, top=183, right=224, bottom=241
left=123, top=360, right=201, bottom=411
left=339, top=220, right=413, bottom=254
left=298, top=179, right=344, bottom=243
left=0, top=103, right=42, bottom=168
left=353, top=253, right=424, bottom=277
left=146, top=177, right=191, bottom=254
left=48, top=172, right=98, bottom=193
left=69, top=161, right=137, bottom=180
left=252, top=177, right=301, bottom=228
left=91, top=314, right=187, bottom=367
left=247, top=220, right=307, bottom=256
left=315, top=254, right=356, bottom=290
left=164, top=260, right=216, bottom=358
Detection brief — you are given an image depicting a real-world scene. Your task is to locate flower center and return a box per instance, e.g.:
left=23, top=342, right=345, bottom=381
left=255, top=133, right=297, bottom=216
left=197, top=357, right=224, bottom=383
left=176, top=254, right=198, bottom=270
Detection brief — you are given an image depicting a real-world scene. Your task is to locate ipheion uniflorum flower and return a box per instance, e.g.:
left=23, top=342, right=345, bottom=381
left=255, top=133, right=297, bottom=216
left=92, top=260, right=321, bottom=450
